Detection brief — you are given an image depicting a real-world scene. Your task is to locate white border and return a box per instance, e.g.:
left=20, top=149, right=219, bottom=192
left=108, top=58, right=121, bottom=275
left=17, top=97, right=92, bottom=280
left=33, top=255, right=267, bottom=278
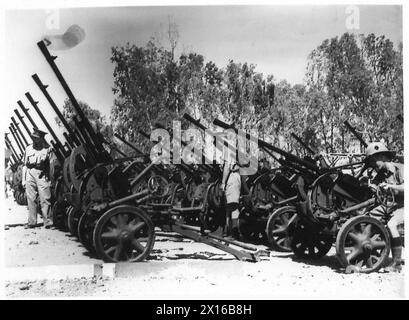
left=0, top=0, right=407, bottom=300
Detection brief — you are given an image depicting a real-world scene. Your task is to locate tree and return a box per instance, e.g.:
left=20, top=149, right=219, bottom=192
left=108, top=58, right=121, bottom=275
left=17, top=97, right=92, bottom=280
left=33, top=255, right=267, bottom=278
left=306, top=32, right=403, bottom=152
left=109, top=30, right=403, bottom=158
left=56, top=98, right=111, bottom=138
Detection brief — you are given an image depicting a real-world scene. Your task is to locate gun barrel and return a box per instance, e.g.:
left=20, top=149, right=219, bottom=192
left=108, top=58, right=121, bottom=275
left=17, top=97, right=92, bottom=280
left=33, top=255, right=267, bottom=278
left=37, top=41, right=108, bottom=159
left=25, top=92, right=68, bottom=157
left=5, top=141, right=18, bottom=163
left=9, top=125, right=25, bottom=154
left=11, top=117, right=29, bottom=146
left=114, top=133, right=144, bottom=155
left=48, top=140, right=63, bottom=162
left=183, top=114, right=208, bottom=132
left=138, top=130, right=198, bottom=175
left=211, top=117, right=321, bottom=174
left=32, top=73, right=81, bottom=146
left=17, top=100, right=38, bottom=129
left=63, top=142, right=71, bottom=153
left=5, top=135, right=20, bottom=161
left=71, top=120, right=86, bottom=145
left=72, top=115, right=96, bottom=150
left=182, top=114, right=236, bottom=161
left=343, top=121, right=368, bottom=148
left=63, top=132, right=75, bottom=150
left=290, top=133, right=316, bottom=155
left=14, top=109, right=32, bottom=139
left=7, top=147, right=18, bottom=164
left=10, top=123, right=27, bottom=149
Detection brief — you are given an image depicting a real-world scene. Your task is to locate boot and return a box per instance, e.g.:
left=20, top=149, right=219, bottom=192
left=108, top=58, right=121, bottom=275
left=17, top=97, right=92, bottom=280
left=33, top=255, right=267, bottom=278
left=231, top=218, right=241, bottom=240
left=222, top=217, right=231, bottom=237
left=385, top=245, right=403, bottom=273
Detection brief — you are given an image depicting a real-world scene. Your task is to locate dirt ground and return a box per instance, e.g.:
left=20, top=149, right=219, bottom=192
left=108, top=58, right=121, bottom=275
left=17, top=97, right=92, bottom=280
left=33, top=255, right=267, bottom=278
left=2, top=195, right=405, bottom=299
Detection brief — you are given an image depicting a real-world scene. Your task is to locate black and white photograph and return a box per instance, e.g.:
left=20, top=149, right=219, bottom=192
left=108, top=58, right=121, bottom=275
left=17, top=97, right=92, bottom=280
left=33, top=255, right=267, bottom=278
left=0, top=1, right=406, bottom=301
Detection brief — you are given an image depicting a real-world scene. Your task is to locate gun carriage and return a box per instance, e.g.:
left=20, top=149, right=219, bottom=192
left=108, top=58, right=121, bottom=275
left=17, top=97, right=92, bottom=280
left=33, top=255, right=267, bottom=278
left=4, top=39, right=401, bottom=273
left=5, top=40, right=264, bottom=263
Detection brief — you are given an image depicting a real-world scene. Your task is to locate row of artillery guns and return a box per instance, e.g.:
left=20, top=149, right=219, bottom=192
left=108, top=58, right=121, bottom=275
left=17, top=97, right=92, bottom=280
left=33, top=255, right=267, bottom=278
left=4, top=40, right=403, bottom=273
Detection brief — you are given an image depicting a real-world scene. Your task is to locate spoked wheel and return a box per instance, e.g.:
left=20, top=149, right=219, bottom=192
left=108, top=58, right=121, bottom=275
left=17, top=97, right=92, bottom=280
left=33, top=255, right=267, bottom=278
left=336, top=216, right=391, bottom=273
left=290, top=220, right=333, bottom=260
left=93, top=205, right=155, bottom=262
left=266, top=206, right=298, bottom=252
left=78, top=207, right=100, bottom=252
left=52, top=200, right=70, bottom=230
left=67, top=206, right=82, bottom=237
left=64, top=205, right=73, bottom=231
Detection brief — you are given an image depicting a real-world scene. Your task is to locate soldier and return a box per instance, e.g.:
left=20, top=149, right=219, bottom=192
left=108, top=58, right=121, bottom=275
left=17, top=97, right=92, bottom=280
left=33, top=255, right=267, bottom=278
left=221, top=160, right=241, bottom=238
left=21, top=128, right=53, bottom=229
left=365, top=142, right=404, bottom=272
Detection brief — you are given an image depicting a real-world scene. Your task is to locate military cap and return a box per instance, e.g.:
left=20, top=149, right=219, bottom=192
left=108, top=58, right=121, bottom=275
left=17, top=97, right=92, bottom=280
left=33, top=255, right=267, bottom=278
left=30, top=128, right=47, bottom=139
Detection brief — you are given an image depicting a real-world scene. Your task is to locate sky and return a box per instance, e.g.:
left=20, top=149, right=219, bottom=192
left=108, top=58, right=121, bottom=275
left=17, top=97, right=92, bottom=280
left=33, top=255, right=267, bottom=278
left=3, top=5, right=402, bottom=148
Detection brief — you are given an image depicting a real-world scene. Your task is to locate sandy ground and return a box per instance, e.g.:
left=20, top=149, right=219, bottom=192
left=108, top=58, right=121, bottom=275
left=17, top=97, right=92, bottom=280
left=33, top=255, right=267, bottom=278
left=3, top=195, right=406, bottom=299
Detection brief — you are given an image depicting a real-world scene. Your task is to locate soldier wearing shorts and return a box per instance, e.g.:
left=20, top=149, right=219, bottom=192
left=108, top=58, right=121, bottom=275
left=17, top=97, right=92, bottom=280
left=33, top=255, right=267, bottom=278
left=221, top=161, right=241, bottom=238
left=21, top=128, right=53, bottom=229
left=365, top=142, right=404, bottom=272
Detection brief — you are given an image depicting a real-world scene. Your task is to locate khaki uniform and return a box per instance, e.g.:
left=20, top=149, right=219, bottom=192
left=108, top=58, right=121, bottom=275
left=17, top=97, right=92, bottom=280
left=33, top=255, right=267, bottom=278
left=371, top=162, right=404, bottom=238
left=223, top=161, right=241, bottom=224
left=225, top=171, right=241, bottom=204
left=23, top=144, right=53, bottom=226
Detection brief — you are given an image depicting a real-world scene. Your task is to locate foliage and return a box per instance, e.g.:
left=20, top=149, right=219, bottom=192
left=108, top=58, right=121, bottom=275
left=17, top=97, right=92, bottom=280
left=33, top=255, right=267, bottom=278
left=306, top=33, right=403, bottom=152
left=110, top=32, right=403, bottom=156
left=55, top=98, right=112, bottom=142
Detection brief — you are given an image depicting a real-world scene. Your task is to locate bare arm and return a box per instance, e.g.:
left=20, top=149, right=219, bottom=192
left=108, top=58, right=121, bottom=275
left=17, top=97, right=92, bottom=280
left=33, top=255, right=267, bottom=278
left=387, top=183, right=404, bottom=195
left=221, top=161, right=229, bottom=188
left=21, top=150, right=27, bottom=187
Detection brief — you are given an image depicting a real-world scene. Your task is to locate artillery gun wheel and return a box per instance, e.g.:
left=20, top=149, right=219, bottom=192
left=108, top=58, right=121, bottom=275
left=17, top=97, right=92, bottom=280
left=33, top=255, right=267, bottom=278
left=78, top=207, right=100, bottom=252
left=207, top=182, right=223, bottom=208
left=67, top=206, right=82, bottom=237
left=266, top=206, right=298, bottom=252
left=69, top=145, right=90, bottom=192
left=52, top=200, right=70, bottom=231
left=290, top=221, right=333, bottom=260
left=249, top=175, right=275, bottom=212
left=148, top=175, right=170, bottom=198
left=336, top=216, right=390, bottom=273
left=64, top=206, right=73, bottom=231
left=200, top=183, right=225, bottom=232
left=93, top=205, right=155, bottom=262
left=376, top=186, right=395, bottom=209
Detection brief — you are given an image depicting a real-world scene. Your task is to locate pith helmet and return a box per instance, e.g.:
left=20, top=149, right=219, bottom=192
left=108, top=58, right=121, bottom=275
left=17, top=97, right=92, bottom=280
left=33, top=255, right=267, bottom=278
left=30, top=128, right=47, bottom=139
left=365, top=142, right=395, bottom=161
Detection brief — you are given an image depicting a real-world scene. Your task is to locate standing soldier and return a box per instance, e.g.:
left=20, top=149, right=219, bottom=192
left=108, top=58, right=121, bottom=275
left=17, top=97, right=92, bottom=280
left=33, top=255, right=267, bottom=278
left=221, top=160, right=241, bottom=238
left=365, top=142, right=404, bottom=272
left=21, top=128, right=53, bottom=229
